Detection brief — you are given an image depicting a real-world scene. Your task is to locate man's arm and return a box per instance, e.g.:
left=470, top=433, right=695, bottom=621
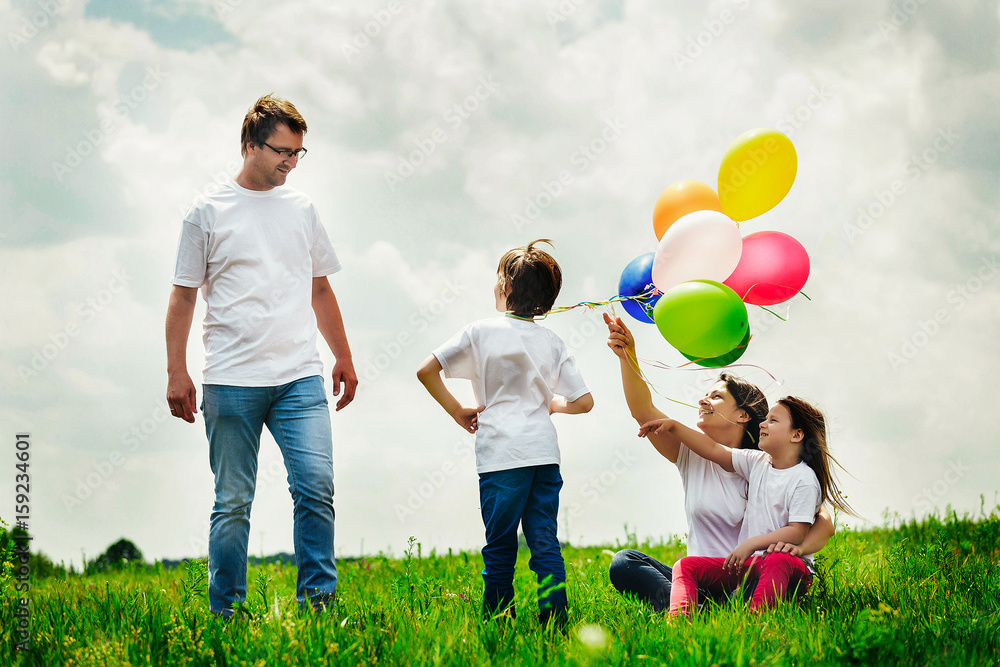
left=312, top=276, right=357, bottom=411
left=166, top=285, right=199, bottom=423
left=604, top=314, right=681, bottom=462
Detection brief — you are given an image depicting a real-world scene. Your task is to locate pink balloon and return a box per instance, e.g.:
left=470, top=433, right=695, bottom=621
left=723, top=231, right=810, bottom=305
left=651, top=210, right=743, bottom=293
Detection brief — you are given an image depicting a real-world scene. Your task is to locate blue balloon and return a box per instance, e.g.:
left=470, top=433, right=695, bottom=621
left=618, top=253, right=661, bottom=323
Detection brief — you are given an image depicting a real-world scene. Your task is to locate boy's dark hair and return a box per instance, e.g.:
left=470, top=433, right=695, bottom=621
left=240, top=94, right=308, bottom=157
left=497, top=239, right=562, bottom=317
left=718, top=372, right=768, bottom=450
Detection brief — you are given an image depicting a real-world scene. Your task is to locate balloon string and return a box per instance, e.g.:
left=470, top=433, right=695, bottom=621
left=604, top=302, right=781, bottom=408
left=542, top=288, right=660, bottom=317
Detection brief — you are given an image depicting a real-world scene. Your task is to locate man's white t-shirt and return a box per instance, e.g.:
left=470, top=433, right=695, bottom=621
left=172, top=180, right=341, bottom=386
left=731, top=448, right=822, bottom=566
left=432, top=317, right=590, bottom=474
left=675, top=445, right=748, bottom=557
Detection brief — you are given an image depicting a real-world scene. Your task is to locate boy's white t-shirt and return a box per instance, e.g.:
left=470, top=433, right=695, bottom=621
left=731, top=448, right=822, bottom=566
left=172, top=180, right=342, bottom=386
left=432, top=317, right=590, bottom=474
left=675, top=445, right=748, bottom=557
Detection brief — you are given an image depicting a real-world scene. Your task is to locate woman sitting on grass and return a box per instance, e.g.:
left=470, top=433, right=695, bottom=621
left=637, top=396, right=856, bottom=614
left=603, top=314, right=834, bottom=611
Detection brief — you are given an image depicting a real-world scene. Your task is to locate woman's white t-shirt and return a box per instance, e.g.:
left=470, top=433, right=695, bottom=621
left=433, top=317, right=590, bottom=474
left=172, top=180, right=341, bottom=386
left=676, top=444, right=748, bottom=557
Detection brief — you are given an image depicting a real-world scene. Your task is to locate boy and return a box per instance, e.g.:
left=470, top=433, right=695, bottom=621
left=417, top=239, right=593, bottom=626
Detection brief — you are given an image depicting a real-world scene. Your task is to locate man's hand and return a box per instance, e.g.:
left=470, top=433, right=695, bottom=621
left=166, top=371, right=198, bottom=423
left=330, top=357, right=358, bottom=411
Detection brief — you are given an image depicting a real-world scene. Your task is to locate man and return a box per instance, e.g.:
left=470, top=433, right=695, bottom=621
left=165, top=94, right=357, bottom=616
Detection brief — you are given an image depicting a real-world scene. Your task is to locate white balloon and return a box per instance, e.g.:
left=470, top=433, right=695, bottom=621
left=651, top=210, right=743, bottom=293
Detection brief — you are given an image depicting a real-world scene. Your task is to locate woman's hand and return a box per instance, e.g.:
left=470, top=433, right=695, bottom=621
left=638, top=418, right=674, bottom=438
left=604, top=313, right=636, bottom=360
left=765, top=541, right=803, bottom=557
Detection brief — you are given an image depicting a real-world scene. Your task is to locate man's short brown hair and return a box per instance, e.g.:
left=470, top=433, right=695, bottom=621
left=497, top=239, right=562, bottom=317
left=240, top=94, right=307, bottom=157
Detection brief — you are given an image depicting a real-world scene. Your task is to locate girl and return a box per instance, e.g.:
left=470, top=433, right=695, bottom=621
left=603, top=315, right=834, bottom=611
left=638, top=397, right=854, bottom=614
left=417, top=240, right=593, bottom=626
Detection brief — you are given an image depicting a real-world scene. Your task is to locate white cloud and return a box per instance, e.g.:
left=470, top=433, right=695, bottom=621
left=2, top=0, right=998, bottom=568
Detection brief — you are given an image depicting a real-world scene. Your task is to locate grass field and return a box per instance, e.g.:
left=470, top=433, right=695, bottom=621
left=3, top=506, right=999, bottom=666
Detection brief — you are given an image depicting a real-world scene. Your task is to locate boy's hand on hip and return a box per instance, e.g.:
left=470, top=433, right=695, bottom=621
left=453, top=406, right=484, bottom=433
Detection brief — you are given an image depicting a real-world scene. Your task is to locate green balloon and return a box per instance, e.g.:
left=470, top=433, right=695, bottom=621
left=653, top=280, right=748, bottom=358
left=682, top=328, right=751, bottom=367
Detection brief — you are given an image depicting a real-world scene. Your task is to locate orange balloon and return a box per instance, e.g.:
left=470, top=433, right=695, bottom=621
left=652, top=180, right=723, bottom=240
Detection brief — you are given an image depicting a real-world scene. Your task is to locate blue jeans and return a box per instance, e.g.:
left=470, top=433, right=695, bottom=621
left=479, top=464, right=567, bottom=624
left=609, top=549, right=673, bottom=611
left=202, top=376, right=336, bottom=614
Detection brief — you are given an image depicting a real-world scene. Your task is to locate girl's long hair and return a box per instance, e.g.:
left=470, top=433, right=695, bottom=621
left=779, top=397, right=857, bottom=516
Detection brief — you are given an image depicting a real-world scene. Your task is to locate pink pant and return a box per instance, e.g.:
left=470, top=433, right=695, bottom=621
left=668, top=553, right=813, bottom=616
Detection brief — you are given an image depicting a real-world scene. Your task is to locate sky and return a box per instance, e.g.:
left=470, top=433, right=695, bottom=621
left=2, top=0, right=998, bottom=570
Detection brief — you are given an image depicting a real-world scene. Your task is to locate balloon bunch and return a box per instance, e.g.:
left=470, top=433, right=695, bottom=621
left=617, top=128, right=810, bottom=367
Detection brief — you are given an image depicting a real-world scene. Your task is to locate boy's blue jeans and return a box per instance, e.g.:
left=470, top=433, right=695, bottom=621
left=202, top=376, right=336, bottom=615
left=479, top=464, right=567, bottom=624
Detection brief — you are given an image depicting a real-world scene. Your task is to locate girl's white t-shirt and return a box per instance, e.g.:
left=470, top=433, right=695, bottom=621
left=731, top=448, right=822, bottom=566
left=433, top=317, right=590, bottom=474
left=172, top=180, right=341, bottom=386
left=675, top=445, right=748, bottom=557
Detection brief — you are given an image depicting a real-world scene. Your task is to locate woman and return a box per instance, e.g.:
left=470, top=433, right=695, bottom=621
left=602, top=314, right=834, bottom=611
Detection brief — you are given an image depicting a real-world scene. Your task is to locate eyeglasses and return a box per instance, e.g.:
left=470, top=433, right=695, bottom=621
left=260, top=141, right=307, bottom=160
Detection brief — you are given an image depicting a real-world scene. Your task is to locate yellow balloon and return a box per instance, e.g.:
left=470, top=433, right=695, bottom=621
left=717, top=129, right=797, bottom=222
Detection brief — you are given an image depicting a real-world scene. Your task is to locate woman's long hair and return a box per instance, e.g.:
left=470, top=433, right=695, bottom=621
left=719, top=373, right=768, bottom=450
left=779, top=397, right=857, bottom=516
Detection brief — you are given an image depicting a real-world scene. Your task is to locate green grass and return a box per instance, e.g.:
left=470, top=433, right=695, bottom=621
left=3, top=508, right=999, bottom=666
